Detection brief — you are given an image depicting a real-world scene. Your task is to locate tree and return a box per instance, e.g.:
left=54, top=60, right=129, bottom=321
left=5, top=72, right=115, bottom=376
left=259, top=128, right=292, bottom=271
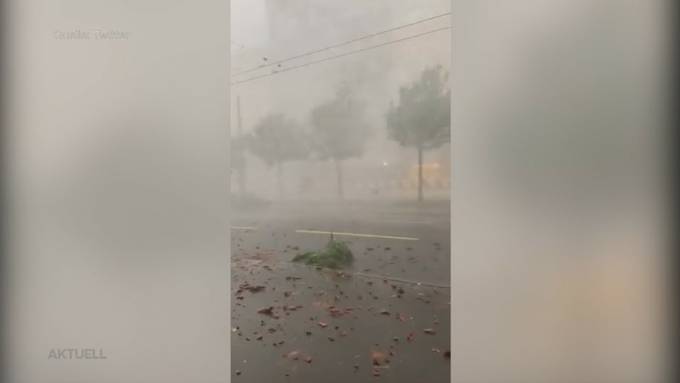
left=386, top=66, right=450, bottom=201
left=247, top=113, right=309, bottom=197
left=230, top=135, right=247, bottom=196
left=310, top=84, right=369, bottom=199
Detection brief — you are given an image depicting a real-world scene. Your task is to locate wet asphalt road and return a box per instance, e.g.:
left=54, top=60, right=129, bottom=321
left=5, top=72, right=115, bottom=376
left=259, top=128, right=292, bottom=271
left=231, top=201, right=450, bottom=382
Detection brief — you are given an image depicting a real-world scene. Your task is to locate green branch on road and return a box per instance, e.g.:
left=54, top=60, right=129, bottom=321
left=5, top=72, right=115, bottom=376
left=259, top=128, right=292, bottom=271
left=292, top=238, right=354, bottom=269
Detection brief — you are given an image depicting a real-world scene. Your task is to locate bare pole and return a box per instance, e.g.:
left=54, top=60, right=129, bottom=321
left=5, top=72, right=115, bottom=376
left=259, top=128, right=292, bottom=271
left=236, top=95, right=246, bottom=195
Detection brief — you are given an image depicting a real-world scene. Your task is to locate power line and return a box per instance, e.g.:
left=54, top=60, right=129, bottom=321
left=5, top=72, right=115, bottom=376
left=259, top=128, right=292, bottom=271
left=231, top=26, right=450, bottom=86
left=231, top=11, right=451, bottom=78
left=231, top=26, right=450, bottom=87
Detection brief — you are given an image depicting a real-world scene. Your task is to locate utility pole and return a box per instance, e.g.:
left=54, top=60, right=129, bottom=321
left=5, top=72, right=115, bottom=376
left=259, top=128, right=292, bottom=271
left=236, top=95, right=246, bottom=196
left=237, top=96, right=243, bottom=136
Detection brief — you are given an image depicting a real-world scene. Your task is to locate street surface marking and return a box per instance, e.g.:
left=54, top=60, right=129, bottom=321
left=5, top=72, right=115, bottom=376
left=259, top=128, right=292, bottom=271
left=295, top=229, right=418, bottom=241
left=231, top=226, right=257, bottom=231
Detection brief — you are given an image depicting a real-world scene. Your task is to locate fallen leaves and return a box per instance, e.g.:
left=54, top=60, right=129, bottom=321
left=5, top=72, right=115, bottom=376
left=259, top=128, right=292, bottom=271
left=236, top=282, right=265, bottom=294
left=233, top=234, right=451, bottom=380
left=285, top=350, right=300, bottom=360
left=370, top=350, right=390, bottom=377
left=406, top=332, right=416, bottom=342
left=257, top=306, right=278, bottom=318
left=371, top=351, right=389, bottom=366
left=328, top=305, right=354, bottom=317
left=284, top=350, right=313, bottom=365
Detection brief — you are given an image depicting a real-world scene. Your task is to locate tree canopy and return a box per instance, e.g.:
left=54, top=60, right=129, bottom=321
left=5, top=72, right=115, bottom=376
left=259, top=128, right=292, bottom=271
left=310, top=84, right=370, bottom=161
left=248, top=113, right=309, bottom=167
left=386, top=66, right=450, bottom=150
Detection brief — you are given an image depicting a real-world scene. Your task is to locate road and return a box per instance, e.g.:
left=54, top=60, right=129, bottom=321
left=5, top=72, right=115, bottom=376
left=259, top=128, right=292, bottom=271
left=230, top=200, right=450, bottom=382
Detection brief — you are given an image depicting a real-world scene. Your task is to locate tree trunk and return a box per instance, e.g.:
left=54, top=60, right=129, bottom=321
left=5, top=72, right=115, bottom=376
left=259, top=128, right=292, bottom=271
left=276, top=163, right=284, bottom=199
left=334, top=159, right=344, bottom=200
left=237, top=151, right=246, bottom=197
left=238, top=168, right=246, bottom=196
left=417, top=145, right=424, bottom=202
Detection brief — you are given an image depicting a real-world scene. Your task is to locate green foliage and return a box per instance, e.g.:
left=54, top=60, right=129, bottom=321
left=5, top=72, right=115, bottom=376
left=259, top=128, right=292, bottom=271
left=386, top=66, right=450, bottom=149
left=292, top=239, right=354, bottom=269
left=247, top=113, right=309, bottom=167
left=310, top=83, right=370, bottom=161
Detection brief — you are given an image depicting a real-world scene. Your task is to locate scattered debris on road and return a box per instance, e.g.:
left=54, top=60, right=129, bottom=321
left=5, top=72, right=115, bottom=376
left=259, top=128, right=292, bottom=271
left=292, top=238, right=354, bottom=269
